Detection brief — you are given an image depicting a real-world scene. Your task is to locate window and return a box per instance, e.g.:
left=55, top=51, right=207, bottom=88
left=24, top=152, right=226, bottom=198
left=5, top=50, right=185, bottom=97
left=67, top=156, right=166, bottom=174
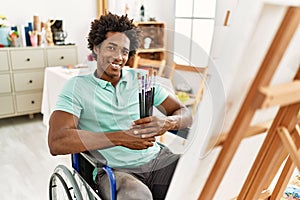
left=174, top=0, right=216, bottom=66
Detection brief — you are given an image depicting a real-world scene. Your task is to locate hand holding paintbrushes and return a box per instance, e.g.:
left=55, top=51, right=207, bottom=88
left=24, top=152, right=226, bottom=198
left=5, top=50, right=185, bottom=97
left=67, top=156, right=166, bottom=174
left=133, top=69, right=183, bottom=139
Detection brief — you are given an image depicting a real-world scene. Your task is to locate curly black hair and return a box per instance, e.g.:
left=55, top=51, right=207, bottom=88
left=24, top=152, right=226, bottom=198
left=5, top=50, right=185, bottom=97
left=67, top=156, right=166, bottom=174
left=88, top=12, right=142, bottom=59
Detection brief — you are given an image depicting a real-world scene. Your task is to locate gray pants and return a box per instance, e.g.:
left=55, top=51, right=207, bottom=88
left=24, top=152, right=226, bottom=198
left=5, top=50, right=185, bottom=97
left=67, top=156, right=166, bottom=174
left=95, top=147, right=180, bottom=200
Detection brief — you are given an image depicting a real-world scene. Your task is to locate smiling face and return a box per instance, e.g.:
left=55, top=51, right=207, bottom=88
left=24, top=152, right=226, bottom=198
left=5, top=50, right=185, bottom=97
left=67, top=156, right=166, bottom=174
left=94, top=32, right=130, bottom=85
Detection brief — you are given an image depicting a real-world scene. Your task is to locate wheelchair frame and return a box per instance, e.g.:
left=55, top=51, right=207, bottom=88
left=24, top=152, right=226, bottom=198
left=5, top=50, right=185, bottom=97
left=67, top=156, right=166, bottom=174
left=49, top=151, right=116, bottom=200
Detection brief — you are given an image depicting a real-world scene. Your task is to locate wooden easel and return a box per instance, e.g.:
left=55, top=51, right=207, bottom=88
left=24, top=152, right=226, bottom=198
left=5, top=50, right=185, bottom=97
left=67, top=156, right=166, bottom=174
left=198, top=6, right=300, bottom=200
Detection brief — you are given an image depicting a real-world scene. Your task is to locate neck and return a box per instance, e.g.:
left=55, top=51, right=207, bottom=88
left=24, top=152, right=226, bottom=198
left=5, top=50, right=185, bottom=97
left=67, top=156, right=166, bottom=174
left=94, top=70, right=122, bottom=87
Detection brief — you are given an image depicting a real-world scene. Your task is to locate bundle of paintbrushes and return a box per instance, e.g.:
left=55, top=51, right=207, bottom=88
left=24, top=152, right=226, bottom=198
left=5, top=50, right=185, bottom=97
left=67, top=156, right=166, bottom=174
left=138, top=69, right=157, bottom=118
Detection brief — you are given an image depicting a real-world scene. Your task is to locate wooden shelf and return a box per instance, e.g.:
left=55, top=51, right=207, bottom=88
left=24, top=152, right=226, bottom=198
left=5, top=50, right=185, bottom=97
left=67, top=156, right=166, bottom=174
left=137, top=48, right=166, bottom=53
left=129, top=21, right=166, bottom=76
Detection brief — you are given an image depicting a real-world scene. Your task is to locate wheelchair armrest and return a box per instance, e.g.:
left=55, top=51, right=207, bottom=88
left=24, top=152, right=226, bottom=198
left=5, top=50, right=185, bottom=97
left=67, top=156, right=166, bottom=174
left=168, top=127, right=190, bottom=139
left=80, top=151, right=117, bottom=200
left=157, top=141, right=166, bottom=148
left=80, top=150, right=107, bottom=168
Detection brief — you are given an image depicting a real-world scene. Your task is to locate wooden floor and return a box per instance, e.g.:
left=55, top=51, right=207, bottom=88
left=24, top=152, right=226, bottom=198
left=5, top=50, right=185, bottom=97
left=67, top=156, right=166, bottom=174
left=0, top=113, right=70, bottom=200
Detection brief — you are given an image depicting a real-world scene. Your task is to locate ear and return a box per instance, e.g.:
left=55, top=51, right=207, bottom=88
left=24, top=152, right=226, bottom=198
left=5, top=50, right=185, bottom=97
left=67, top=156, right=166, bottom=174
left=93, top=45, right=99, bottom=54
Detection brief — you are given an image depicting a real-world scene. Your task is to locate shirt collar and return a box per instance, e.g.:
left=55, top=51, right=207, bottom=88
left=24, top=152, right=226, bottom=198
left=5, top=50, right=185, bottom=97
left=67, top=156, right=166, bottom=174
left=92, top=68, right=130, bottom=89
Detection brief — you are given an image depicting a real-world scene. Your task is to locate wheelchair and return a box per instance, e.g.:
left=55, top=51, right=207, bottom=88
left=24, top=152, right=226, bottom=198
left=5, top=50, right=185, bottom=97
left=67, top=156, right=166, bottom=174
left=49, top=150, right=116, bottom=200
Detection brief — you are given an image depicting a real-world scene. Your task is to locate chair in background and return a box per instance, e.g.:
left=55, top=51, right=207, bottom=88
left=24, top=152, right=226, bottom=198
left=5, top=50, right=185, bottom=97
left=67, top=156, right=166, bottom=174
left=169, top=62, right=208, bottom=114
left=132, top=55, right=166, bottom=76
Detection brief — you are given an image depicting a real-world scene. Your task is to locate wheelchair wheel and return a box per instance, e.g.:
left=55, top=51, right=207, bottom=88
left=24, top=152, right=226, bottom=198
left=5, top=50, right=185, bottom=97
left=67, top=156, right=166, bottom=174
left=49, top=172, right=72, bottom=200
left=72, top=171, right=98, bottom=200
left=49, top=165, right=83, bottom=200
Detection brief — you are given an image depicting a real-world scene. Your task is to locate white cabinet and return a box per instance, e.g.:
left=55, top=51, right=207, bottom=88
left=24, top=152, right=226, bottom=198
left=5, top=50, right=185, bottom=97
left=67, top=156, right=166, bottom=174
left=15, top=92, right=42, bottom=113
left=46, top=47, right=77, bottom=66
left=0, top=74, right=11, bottom=93
left=0, top=51, right=9, bottom=71
left=13, top=71, right=44, bottom=92
left=0, top=49, right=13, bottom=118
left=0, top=96, right=14, bottom=116
left=10, top=49, right=45, bottom=69
left=0, top=45, right=78, bottom=119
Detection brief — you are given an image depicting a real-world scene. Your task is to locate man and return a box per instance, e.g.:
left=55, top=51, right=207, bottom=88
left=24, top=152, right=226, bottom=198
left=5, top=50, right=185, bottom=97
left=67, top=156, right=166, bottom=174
left=48, top=13, right=192, bottom=200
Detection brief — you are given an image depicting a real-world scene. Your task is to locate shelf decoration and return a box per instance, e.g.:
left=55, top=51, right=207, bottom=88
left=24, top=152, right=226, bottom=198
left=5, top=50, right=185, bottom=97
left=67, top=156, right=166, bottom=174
left=0, top=14, right=11, bottom=47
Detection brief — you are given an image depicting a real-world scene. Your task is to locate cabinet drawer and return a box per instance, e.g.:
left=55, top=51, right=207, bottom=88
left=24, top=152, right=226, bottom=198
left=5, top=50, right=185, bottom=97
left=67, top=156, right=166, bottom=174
left=16, top=92, right=42, bottom=112
left=0, top=51, right=9, bottom=71
left=0, top=74, right=11, bottom=93
left=47, top=48, right=77, bottom=66
left=0, top=95, right=14, bottom=115
left=10, top=49, right=45, bottom=70
left=13, top=71, right=44, bottom=92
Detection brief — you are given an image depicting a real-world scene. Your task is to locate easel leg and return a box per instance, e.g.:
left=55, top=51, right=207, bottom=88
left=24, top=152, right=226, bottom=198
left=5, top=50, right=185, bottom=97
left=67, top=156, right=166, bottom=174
left=263, top=150, right=288, bottom=191
left=270, top=157, right=295, bottom=200
left=237, top=103, right=300, bottom=200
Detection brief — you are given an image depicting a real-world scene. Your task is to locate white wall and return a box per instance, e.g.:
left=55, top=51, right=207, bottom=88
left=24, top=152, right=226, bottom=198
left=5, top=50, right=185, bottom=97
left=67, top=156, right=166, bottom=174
left=108, top=0, right=175, bottom=66
left=0, top=0, right=175, bottom=64
left=0, top=0, right=98, bottom=63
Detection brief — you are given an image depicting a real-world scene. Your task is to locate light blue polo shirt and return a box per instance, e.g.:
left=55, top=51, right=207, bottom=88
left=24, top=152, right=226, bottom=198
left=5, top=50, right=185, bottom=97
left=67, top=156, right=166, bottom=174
left=55, top=67, right=168, bottom=169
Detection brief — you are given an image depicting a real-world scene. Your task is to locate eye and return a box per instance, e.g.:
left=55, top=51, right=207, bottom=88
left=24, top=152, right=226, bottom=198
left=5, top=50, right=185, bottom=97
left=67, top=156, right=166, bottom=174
left=106, top=46, right=116, bottom=51
left=122, top=49, right=129, bottom=56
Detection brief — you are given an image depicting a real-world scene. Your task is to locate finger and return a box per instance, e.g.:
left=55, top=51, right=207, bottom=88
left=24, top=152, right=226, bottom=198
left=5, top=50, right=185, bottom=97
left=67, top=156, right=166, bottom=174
left=141, top=130, right=167, bottom=138
left=132, top=116, right=153, bottom=125
left=131, top=120, right=159, bottom=129
left=144, top=141, right=154, bottom=147
left=132, top=123, right=155, bottom=130
left=144, top=137, right=156, bottom=142
left=133, top=127, right=158, bottom=136
left=141, top=132, right=158, bottom=138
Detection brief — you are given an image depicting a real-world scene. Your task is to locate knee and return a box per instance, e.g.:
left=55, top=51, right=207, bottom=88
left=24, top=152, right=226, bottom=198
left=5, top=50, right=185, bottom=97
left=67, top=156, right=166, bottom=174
left=118, top=178, right=153, bottom=200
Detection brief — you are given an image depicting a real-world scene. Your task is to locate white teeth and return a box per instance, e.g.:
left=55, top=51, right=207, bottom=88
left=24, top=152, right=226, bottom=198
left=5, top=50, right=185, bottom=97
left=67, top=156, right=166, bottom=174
left=111, top=64, right=120, bottom=69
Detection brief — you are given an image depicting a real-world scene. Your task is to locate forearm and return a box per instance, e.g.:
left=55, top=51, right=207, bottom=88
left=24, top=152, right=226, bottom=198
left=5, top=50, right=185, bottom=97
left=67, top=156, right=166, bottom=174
left=48, top=110, right=156, bottom=156
left=48, top=128, right=120, bottom=156
left=166, top=106, right=193, bottom=131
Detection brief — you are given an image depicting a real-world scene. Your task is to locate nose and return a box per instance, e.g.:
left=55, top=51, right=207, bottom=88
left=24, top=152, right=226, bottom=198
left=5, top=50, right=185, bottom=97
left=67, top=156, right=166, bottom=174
left=112, top=49, right=123, bottom=61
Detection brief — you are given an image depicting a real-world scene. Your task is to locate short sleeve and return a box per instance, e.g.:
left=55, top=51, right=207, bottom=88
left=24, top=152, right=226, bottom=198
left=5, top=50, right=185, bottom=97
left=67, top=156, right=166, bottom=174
left=153, top=83, right=169, bottom=106
left=54, top=77, right=82, bottom=118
